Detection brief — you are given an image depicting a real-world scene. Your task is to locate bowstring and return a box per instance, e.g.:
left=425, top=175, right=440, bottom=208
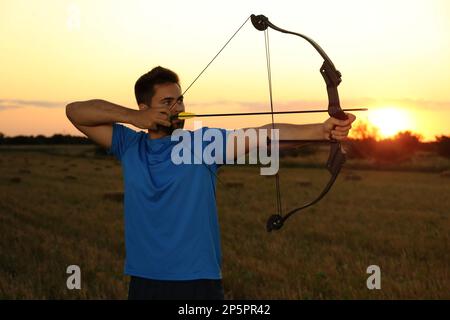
left=168, top=16, right=254, bottom=215
left=264, top=28, right=283, bottom=218
left=169, top=16, right=250, bottom=113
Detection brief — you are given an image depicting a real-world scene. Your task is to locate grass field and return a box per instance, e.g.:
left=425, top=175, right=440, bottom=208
left=0, top=145, right=449, bottom=299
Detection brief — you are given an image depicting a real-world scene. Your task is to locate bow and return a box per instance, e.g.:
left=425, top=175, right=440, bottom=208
left=249, top=14, right=348, bottom=231
left=171, top=14, right=351, bottom=232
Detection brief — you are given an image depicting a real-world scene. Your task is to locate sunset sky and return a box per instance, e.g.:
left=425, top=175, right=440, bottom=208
left=1, top=0, right=449, bottom=141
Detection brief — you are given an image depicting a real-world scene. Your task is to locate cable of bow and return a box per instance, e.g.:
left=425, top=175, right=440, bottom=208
left=263, top=27, right=283, bottom=222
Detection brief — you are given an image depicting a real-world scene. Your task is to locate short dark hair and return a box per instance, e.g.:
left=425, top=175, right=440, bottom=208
left=134, top=66, right=179, bottom=106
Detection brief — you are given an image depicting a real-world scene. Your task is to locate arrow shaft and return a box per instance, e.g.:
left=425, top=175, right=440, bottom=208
left=175, top=108, right=367, bottom=119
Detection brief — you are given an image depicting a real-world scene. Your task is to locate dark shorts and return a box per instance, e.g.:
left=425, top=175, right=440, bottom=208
left=128, top=276, right=225, bottom=300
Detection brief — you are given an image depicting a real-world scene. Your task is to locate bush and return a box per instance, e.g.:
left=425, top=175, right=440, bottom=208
left=436, top=135, right=450, bottom=158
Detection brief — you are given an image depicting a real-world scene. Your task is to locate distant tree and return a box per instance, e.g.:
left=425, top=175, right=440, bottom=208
left=436, top=135, right=450, bottom=158
left=346, top=130, right=424, bottom=163
left=345, top=137, right=376, bottom=159
left=0, top=134, right=92, bottom=145
left=394, top=131, right=422, bottom=152
left=50, top=134, right=65, bottom=144
left=345, top=121, right=380, bottom=160
left=371, top=131, right=421, bottom=164
left=350, top=120, right=380, bottom=140
left=36, top=135, right=46, bottom=145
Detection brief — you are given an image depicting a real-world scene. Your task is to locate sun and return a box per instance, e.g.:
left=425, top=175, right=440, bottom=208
left=367, top=107, right=412, bottom=139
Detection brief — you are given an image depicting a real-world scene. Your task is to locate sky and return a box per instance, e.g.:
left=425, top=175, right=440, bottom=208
left=0, top=0, right=449, bottom=141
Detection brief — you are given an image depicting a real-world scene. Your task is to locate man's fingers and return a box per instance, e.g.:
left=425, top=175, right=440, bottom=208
left=331, top=132, right=348, bottom=140
left=155, top=113, right=170, bottom=121
left=155, top=109, right=170, bottom=117
left=332, top=113, right=356, bottom=126
left=149, top=107, right=170, bottom=116
left=326, top=112, right=356, bottom=140
left=160, top=109, right=171, bottom=116
left=331, top=118, right=350, bottom=126
left=333, top=136, right=348, bottom=141
left=345, top=112, right=356, bottom=121
left=155, top=119, right=172, bottom=127
left=331, top=129, right=349, bottom=137
left=334, top=124, right=352, bottom=132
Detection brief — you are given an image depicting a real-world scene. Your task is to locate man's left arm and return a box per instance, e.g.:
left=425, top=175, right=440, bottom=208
left=228, top=113, right=356, bottom=160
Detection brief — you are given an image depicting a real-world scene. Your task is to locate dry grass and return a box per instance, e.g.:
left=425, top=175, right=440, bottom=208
left=0, top=145, right=449, bottom=299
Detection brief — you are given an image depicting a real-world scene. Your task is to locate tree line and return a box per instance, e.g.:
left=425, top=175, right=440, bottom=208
left=0, top=132, right=91, bottom=145
left=1, top=130, right=449, bottom=161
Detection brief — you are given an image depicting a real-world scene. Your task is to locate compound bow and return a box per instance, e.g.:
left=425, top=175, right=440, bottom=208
left=249, top=14, right=348, bottom=231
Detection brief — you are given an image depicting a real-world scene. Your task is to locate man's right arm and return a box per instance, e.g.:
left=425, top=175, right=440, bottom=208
left=66, top=99, right=137, bottom=149
left=65, top=99, right=171, bottom=148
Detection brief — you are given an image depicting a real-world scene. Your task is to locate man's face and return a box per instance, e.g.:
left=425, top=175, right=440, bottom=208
left=151, top=82, right=185, bottom=132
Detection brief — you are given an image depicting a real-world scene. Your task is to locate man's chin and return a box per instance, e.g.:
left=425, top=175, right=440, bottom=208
left=157, top=121, right=185, bottom=135
left=170, top=120, right=185, bottom=132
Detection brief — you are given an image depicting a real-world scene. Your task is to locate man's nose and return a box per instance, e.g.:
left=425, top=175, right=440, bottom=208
left=173, top=101, right=184, bottom=112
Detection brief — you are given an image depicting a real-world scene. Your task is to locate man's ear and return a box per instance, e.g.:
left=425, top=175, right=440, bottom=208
left=138, top=103, right=149, bottom=111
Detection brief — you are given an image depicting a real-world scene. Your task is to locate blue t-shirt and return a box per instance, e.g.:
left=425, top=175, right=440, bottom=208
left=108, top=124, right=227, bottom=280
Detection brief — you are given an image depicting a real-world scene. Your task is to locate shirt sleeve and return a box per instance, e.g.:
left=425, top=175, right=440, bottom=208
left=107, top=123, right=140, bottom=161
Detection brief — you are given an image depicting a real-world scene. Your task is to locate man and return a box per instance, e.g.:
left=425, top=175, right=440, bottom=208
left=66, top=66, right=355, bottom=300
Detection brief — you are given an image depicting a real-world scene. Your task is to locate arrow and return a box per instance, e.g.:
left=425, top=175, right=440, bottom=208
left=171, top=108, right=368, bottom=120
